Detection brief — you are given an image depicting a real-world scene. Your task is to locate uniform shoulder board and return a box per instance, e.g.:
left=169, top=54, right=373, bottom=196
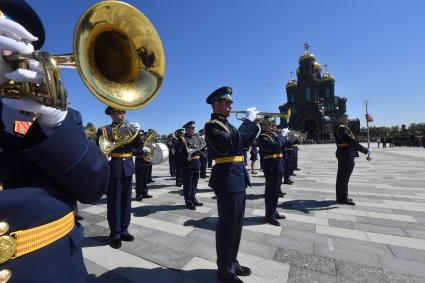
left=207, top=119, right=231, bottom=134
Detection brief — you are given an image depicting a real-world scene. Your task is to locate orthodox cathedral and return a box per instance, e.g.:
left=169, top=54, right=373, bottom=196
left=279, top=43, right=360, bottom=139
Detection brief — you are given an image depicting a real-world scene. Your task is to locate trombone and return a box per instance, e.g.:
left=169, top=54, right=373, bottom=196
left=1, top=1, right=165, bottom=111
left=232, top=108, right=291, bottom=122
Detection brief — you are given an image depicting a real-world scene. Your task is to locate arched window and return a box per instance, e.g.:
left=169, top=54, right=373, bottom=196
left=305, top=87, right=311, bottom=102
left=325, top=88, right=331, bottom=98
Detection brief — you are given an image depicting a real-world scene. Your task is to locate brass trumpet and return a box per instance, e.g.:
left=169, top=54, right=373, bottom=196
left=1, top=1, right=165, bottom=110
left=232, top=108, right=291, bottom=122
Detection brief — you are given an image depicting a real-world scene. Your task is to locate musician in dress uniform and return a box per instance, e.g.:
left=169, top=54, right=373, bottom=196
left=205, top=86, right=260, bottom=283
left=198, top=128, right=208, bottom=178
left=97, top=107, right=143, bottom=248
left=146, top=128, right=155, bottom=184
left=334, top=114, right=371, bottom=205
left=258, top=116, right=287, bottom=226
left=282, top=129, right=294, bottom=185
left=174, top=128, right=184, bottom=187
left=134, top=128, right=153, bottom=201
left=249, top=141, right=258, bottom=174
left=166, top=133, right=177, bottom=177
left=0, top=2, right=109, bottom=282
left=178, top=121, right=203, bottom=210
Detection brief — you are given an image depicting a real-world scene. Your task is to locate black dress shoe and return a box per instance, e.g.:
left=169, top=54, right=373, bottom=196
left=176, top=184, right=182, bottom=187
left=121, top=234, right=135, bottom=242
left=235, top=266, right=251, bottom=277
left=278, top=192, right=285, bottom=198
left=212, top=195, right=217, bottom=200
left=193, top=201, right=203, bottom=207
left=135, top=196, right=142, bottom=202
left=148, top=180, right=155, bottom=183
left=142, top=194, right=153, bottom=199
left=283, top=181, right=293, bottom=185
left=274, top=213, right=286, bottom=220
left=337, top=199, right=356, bottom=205
left=186, top=202, right=196, bottom=210
left=291, top=173, right=297, bottom=176
left=110, top=239, right=122, bottom=249
left=266, top=218, right=280, bottom=226
left=294, top=168, right=301, bottom=171
left=217, top=273, right=244, bottom=283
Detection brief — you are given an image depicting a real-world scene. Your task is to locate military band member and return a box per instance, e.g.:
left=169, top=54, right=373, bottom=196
left=134, top=128, right=153, bottom=201
left=178, top=121, right=203, bottom=210
left=282, top=129, right=294, bottom=185
left=198, top=128, right=208, bottom=178
left=174, top=128, right=184, bottom=187
left=334, top=114, right=371, bottom=205
left=258, top=117, right=287, bottom=226
left=205, top=86, right=260, bottom=283
left=97, top=107, right=143, bottom=249
left=166, top=133, right=177, bottom=177
left=147, top=128, right=155, bottom=183
left=249, top=142, right=259, bottom=174
left=0, top=3, right=109, bottom=281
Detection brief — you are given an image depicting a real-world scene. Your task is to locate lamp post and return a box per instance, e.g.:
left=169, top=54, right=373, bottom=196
left=365, top=100, right=372, bottom=161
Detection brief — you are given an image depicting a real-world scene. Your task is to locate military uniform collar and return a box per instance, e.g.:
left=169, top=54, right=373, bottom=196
left=211, top=113, right=227, bottom=122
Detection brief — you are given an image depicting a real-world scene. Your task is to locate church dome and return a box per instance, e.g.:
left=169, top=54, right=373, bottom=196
left=298, top=52, right=315, bottom=64
left=313, top=61, right=321, bottom=71
left=322, top=71, right=335, bottom=82
left=286, top=79, right=297, bottom=89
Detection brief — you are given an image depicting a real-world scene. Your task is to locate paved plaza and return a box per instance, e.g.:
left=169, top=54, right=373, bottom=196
left=80, top=144, right=425, bottom=283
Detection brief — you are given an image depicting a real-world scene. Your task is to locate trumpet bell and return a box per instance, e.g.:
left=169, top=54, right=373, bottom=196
left=75, top=1, right=165, bottom=109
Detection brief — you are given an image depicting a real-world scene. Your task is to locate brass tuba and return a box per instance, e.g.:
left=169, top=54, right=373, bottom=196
left=0, top=1, right=165, bottom=111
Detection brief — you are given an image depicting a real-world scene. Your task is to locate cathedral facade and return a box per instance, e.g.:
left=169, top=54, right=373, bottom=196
left=279, top=44, right=360, bottom=139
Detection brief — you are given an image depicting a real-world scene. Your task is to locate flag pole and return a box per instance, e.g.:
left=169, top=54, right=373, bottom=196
left=365, top=100, right=372, bottom=161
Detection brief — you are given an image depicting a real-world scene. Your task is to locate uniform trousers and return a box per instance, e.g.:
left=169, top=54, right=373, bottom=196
left=183, top=165, right=200, bottom=204
left=107, top=177, right=132, bottom=240
left=135, top=163, right=150, bottom=198
left=336, top=154, right=355, bottom=201
left=200, top=154, right=207, bottom=177
left=216, top=190, right=245, bottom=279
left=264, top=171, right=283, bottom=219
left=175, top=157, right=183, bottom=186
left=169, top=151, right=176, bottom=176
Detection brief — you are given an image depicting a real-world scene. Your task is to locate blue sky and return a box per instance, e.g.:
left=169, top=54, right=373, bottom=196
left=27, top=0, right=425, bottom=133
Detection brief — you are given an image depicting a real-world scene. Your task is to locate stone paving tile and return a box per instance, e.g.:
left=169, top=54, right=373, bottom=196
left=85, top=259, right=132, bottom=283
left=351, top=222, right=408, bottom=237
left=389, top=245, right=425, bottom=264
left=380, top=256, right=425, bottom=279
left=335, top=260, right=388, bottom=282
left=273, top=247, right=336, bottom=275
left=287, top=266, right=352, bottom=283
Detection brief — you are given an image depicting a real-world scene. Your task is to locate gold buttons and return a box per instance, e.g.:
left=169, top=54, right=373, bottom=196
left=0, top=269, right=11, bottom=283
left=0, top=222, right=8, bottom=236
left=0, top=182, right=3, bottom=192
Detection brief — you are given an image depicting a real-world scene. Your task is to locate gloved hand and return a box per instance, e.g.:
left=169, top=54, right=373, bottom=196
left=281, top=128, right=289, bottom=137
left=2, top=98, right=67, bottom=128
left=143, top=146, right=151, bottom=153
left=0, top=16, right=39, bottom=84
left=132, top=122, right=141, bottom=131
left=367, top=148, right=372, bottom=155
left=245, top=107, right=258, bottom=122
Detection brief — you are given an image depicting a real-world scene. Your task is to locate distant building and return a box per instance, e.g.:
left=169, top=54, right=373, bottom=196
left=279, top=43, right=360, bottom=140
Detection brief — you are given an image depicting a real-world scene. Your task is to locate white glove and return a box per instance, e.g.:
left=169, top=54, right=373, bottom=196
left=143, top=146, right=151, bottom=153
left=0, top=16, right=40, bottom=84
left=132, top=122, right=140, bottom=131
left=245, top=107, right=258, bottom=122
left=367, top=148, right=372, bottom=155
left=281, top=128, right=289, bottom=137
left=1, top=98, right=67, bottom=128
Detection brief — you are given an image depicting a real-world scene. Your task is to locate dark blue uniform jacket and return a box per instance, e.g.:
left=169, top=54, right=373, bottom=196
left=0, top=107, right=109, bottom=283
left=205, top=114, right=258, bottom=194
left=334, top=124, right=368, bottom=158
left=258, top=131, right=286, bottom=175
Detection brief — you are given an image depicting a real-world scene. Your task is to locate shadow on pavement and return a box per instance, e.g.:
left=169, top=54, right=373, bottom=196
left=87, top=266, right=221, bottom=283
left=279, top=199, right=337, bottom=214
left=132, top=204, right=187, bottom=217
